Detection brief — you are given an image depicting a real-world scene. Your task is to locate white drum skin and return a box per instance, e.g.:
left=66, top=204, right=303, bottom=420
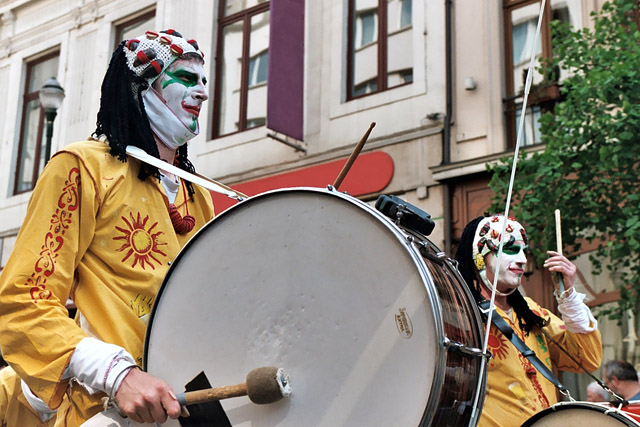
left=144, top=188, right=486, bottom=426
left=522, top=401, right=640, bottom=426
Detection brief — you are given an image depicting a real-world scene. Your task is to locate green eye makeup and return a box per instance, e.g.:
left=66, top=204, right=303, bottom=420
left=500, top=244, right=528, bottom=255
left=162, top=69, right=199, bottom=88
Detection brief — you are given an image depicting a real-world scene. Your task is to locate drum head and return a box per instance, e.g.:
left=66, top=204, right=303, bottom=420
left=144, top=188, right=444, bottom=426
left=522, top=402, right=640, bottom=426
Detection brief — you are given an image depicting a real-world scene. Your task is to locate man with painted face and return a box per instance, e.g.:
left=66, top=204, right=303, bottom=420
left=0, top=29, right=215, bottom=425
left=455, top=215, right=602, bottom=427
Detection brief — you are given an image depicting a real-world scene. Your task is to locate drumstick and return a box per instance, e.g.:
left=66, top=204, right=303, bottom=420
left=332, top=122, right=376, bottom=190
left=554, top=209, right=565, bottom=293
left=176, top=367, right=291, bottom=406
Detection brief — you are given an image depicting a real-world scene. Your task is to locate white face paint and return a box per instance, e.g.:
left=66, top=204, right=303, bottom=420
left=484, top=239, right=528, bottom=293
left=472, top=215, right=529, bottom=296
left=152, top=58, right=208, bottom=133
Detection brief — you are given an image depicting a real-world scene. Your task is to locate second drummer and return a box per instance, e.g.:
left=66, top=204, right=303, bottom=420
left=455, top=214, right=602, bottom=426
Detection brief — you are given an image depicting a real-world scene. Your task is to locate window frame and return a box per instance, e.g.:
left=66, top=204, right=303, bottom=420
left=212, top=1, right=270, bottom=139
left=502, top=0, right=561, bottom=147
left=13, top=50, right=60, bottom=195
left=113, top=9, right=156, bottom=50
left=346, top=0, right=413, bottom=101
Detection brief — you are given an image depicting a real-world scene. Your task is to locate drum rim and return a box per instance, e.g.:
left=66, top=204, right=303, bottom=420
left=142, top=186, right=478, bottom=425
left=521, top=401, right=640, bottom=426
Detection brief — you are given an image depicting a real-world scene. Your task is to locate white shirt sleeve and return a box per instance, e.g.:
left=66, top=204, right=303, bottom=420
left=20, top=380, right=57, bottom=422
left=65, top=337, right=137, bottom=396
left=555, top=287, right=598, bottom=333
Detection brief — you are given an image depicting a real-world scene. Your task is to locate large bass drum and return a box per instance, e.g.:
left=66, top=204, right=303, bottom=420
left=144, top=187, right=487, bottom=426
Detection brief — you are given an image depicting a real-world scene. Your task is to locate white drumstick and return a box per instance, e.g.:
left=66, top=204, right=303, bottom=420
left=554, top=209, right=565, bottom=293
left=125, top=145, right=247, bottom=200
left=555, top=209, right=563, bottom=256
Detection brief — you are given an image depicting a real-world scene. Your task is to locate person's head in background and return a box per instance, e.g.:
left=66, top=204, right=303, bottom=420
left=586, top=380, right=608, bottom=402
left=603, top=359, right=640, bottom=400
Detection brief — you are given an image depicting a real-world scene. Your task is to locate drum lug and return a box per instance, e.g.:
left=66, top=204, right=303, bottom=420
left=443, top=336, right=491, bottom=359
left=419, top=245, right=448, bottom=265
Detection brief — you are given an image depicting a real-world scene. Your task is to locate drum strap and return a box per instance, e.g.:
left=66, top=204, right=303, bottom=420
left=478, top=300, right=568, bottom=393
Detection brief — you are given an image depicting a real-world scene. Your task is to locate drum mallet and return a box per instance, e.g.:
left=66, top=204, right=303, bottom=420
left=175, top=367, right=291, bottom=406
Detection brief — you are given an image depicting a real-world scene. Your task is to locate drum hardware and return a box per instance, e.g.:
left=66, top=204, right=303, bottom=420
left=419, top=246, right=448, bottom=266
left=325, top=184, right=350, bottom=195
left=375, top=194, right=435, bottom=237
left=442, top=336, right=488, bottom=359
left=176, top=367, right=291, bottom=407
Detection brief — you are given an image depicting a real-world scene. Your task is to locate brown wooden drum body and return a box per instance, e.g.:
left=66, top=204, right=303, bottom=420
left=144, top=188, right=487, bottom=426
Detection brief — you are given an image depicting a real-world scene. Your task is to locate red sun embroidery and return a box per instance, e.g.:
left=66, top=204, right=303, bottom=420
left=113, top=212, right=167, bottom=270
left=488, top=327, right=510, bottom=360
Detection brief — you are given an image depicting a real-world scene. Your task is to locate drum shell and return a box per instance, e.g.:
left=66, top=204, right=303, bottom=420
left=144, top=187, right=487, bottom=426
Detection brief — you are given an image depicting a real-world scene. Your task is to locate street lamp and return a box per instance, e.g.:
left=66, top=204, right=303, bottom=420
left=38, top=77, right=65, bottom=165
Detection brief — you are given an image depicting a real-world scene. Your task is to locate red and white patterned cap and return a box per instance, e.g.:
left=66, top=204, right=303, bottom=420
left=123, top=29, right=204, bottom=83
left=471, top=215, right=528, bottom=272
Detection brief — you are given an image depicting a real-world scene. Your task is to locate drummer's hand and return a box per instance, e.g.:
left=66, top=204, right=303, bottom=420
left=114, top=368, right=187, bottom=423
left=543, top=250, right=577, bottom=291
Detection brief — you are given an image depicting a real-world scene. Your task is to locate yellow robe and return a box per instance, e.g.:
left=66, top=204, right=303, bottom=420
left=479, top=297, right=602, bottom=427
left=0, top=140, right=214, bottom=425
left=0, top=366, right=55, bottom=427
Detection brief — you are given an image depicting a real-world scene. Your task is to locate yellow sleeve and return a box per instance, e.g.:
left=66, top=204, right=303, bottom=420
left=0, top=367, right=11, bottom=422
left=0, top=152, right=99, bottom=409
left=542, top=307, right=602, bottom=373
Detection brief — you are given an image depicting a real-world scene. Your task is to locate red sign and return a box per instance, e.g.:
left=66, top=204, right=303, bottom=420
left=210, top=151, right=394, bottom=213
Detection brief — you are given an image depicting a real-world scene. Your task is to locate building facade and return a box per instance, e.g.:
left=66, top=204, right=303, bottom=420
left=0, top=0, right=630, bottom=401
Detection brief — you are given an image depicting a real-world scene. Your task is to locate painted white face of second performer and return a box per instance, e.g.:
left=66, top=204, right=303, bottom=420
left=484, top=240, right=528, bottom=293
left=152, top=58, right=208, bottom=133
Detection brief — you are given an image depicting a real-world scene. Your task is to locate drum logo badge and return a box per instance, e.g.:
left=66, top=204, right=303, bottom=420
left=395, top=307, right=413, bottom=339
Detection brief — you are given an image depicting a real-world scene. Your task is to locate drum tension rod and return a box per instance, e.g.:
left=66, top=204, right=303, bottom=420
left=443, top=337, right=491, bottom=359
left=418, top=245, right=447, bottom=266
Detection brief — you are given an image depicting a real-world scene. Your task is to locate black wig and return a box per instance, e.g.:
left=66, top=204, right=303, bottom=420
left=455, top=215, right=546, bottom=334
left=93, top=41, right=197, bottom=198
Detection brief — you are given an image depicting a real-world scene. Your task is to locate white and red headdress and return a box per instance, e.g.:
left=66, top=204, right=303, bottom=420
left=123, top=29, right=204, bottom=84
left=471, top=215, right=528, bottom=294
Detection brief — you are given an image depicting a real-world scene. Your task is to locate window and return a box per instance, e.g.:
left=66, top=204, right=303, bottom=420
left=114, top=10, right=156, bottom=49
left=503, top=0, right=574, bottom=147
left=214, top=0, right=270, bottom=137
left=347, top=0, right=413, bottom=100
left=248, top=49, right=268, bottom=87
left=13, top=52, right=59, bottom=195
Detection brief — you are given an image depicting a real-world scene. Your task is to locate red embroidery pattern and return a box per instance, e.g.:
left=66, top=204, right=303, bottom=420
left=516, top=350, right=550, bottom=409
left=487, top=325, right=510, bottom=360
left=113, top=212, right=167, bottom=270
left=28, top=168, right=80, bottom=302
left=514, top=327, right=551, bottom=409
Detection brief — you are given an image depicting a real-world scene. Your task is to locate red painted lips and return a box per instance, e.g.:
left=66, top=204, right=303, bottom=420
left=509, top=266, right=524, bottom=275
left=182, top=101, right=201, bottom=117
